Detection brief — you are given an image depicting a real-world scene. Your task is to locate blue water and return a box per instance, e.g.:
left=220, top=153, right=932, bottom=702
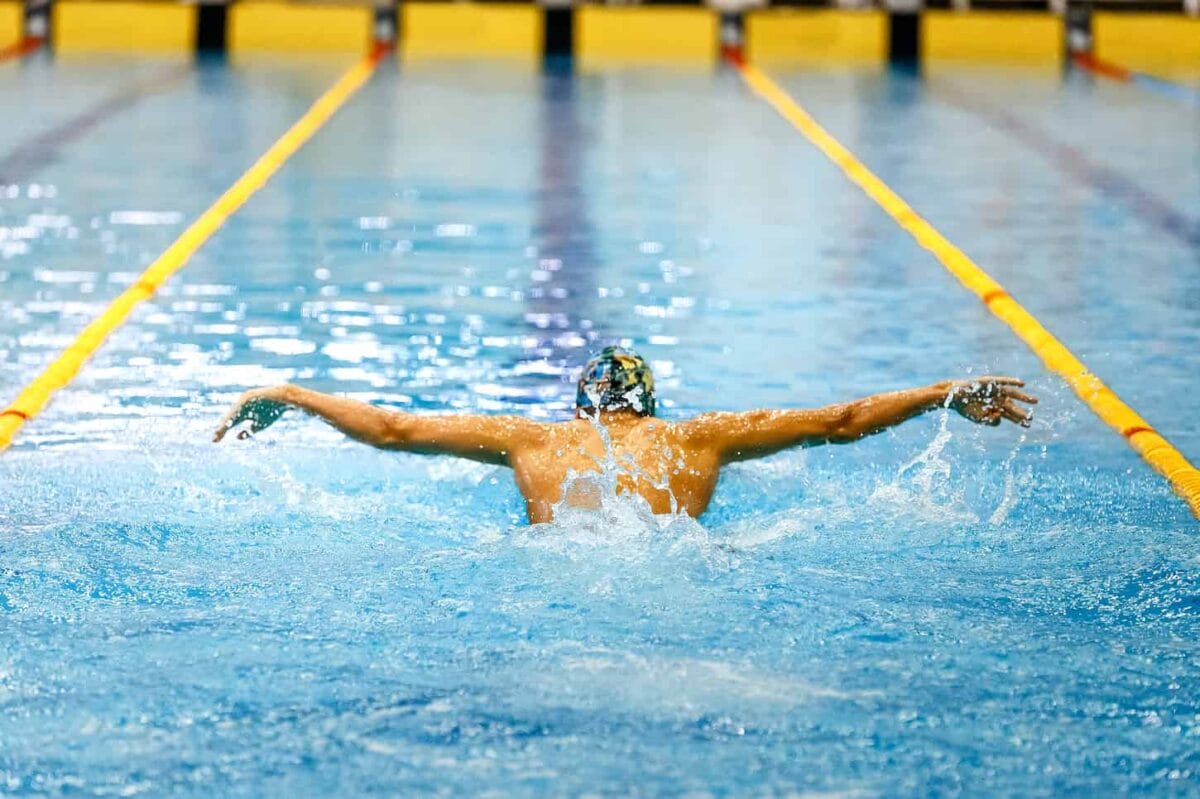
left=1, top=53, right=1198, bottom=796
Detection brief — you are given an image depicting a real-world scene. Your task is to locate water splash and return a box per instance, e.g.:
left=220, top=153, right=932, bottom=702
left=869, top=413, right=978, bottom=523
left=990, top=434, right=1033, bottom=525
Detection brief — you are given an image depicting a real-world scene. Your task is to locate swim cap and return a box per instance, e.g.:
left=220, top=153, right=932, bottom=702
left=576, top=346, right=656, bottom=417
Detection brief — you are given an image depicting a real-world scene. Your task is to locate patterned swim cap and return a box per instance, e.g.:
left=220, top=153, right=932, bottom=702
left=575, top=346, right=656, bottom=417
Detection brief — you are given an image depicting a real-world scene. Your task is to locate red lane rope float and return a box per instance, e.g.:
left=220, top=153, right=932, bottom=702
left=0, top=36, right=42, bottom=63
left=1071, top=52, right=1133, bottom=82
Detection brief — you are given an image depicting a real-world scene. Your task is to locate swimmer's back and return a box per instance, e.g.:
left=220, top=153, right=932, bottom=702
left=509, top=416, right=720, bottom=523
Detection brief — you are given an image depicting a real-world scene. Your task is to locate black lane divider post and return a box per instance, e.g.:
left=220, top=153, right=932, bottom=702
left=374, top=0, right=398, bottom=50
left=1065, top=0, right=1093, bottom=63
left=887, top=0, right=921, bottom=67
left=719, top=10, right=745, bottom=64
left=24, top=0, right=49, bottom=47
left=543, top=0, right=573, bottom=64
left=196, top=1, right=227, bottom=57
left=889, top=14, right=920, bottom=65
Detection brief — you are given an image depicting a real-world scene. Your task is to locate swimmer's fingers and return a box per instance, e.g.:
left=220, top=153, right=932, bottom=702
left=977, top=375, right=1024, bottom=388
left=213, top=403, right=247, bottom=442
left=1002, top=387, right=1038, bottom=405
left=214, top=405, right=258, bottom=442
left=999, top=386, right=1037, bottom=427
left=1001, top=402, right=1033, bottom=428
left=213, top=391, right=288, bottom=442
left=948, top=376, right=1026, bottom=405
left=214, top=390, right=262, bottom=442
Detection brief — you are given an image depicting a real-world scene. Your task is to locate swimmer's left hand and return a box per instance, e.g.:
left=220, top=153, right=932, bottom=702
left=213, top=386, right=293, bottom=442
left=947, top=376, right=1038, bottom=428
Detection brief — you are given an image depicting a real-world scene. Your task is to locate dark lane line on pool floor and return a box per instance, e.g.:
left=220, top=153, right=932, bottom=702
left=0, top=64, right=192, bottom=184
left=932, top=82, right=1200, bottom=251
left=731, top=57, right=1200, bottom=520
left=0, top=43, right=389, bottom=451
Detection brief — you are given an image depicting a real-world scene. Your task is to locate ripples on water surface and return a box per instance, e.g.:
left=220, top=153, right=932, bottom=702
left=1, top=57, right=1198, bottom=795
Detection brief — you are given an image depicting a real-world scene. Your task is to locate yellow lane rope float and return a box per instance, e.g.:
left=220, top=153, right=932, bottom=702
left=735, top=60, right=1200, bottom=520
left=0, top=43, right=388, bottom=451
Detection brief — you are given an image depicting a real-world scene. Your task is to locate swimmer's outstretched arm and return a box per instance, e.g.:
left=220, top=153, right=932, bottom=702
left=681, top=376, right=1036, bottom=464
left=212, top=384, right=545, bottom=466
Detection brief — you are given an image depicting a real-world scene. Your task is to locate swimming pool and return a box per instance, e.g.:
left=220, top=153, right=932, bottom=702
left=1, top=51, right=1198, bottom=795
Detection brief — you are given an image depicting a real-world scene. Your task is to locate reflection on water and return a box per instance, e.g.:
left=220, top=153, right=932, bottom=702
left=525, top=60, right=602, bottom=374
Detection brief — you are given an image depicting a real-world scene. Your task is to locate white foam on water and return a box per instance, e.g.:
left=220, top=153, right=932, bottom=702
left=989, top=438, right=1034, bottom=525
left=520, top=647, right=881, bottom=719
left=514, top=490, right=724, bottom=568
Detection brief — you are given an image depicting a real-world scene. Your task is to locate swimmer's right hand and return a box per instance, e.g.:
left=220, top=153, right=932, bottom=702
left=213, top=385, right=293, bottom=442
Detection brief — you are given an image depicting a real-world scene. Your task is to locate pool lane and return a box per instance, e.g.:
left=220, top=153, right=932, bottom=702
left=738, top=61, right=1200, bottom=517
left=0, top=46, right=385, bottom=449
left=2, top=54, right=1186, bottom=526
left=0, top=55, right=369, bottom=412
left=10, top=57, right=1125, bottom=477
left=768, top=64, right=1200, bottom=470
left=24, top=53, right=1138, bottom=539
left=58, top=61, right=1054, bottom=426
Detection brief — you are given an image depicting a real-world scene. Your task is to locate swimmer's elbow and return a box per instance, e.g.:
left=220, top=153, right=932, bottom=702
left=375, top=413, right=416, bottom=450
left=824, top=405, right=865, bottom=444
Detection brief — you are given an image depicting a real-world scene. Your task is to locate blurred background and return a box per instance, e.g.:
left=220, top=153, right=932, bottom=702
left=2, top=0, right=1199, bottom=75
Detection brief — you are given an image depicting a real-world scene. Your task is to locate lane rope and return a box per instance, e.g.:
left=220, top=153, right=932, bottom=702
left=734, top=60, right=1200, bottom=520
left=0, top=36, right=42, bottom=63
left=0, top=43, right=389, bottom=451
left=1072, top=52, right=1200, bottom=108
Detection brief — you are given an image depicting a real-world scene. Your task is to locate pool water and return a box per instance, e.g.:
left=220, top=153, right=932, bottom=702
left=1, top=53, right=1198, bottom=795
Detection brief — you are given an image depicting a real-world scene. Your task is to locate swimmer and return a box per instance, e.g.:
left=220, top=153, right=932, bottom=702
left=213, top=346, right=1037, bottom=523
